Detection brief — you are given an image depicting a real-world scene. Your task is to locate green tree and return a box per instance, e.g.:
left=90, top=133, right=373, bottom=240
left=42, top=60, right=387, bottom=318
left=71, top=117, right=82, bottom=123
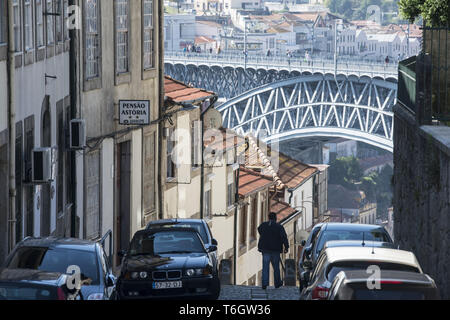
left=399, top=0, right=449, bottom=26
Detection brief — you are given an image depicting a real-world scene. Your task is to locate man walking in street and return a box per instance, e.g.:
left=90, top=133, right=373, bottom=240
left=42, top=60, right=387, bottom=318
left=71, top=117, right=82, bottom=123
left=258, top=212, right=289, bottom=290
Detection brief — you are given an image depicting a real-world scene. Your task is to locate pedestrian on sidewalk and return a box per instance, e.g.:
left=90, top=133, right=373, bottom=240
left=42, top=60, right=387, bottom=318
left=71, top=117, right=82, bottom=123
left=258, top=212, right=289, bottom=290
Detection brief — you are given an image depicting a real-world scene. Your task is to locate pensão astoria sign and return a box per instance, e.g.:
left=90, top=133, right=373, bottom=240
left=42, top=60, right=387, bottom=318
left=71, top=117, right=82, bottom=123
left=119, top=100, right=150, bottom=125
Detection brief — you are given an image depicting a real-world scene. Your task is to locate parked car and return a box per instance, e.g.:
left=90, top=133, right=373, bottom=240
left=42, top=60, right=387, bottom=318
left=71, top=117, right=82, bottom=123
left=0, top=268, right=82, bottom=300
left=297, top=223, right=324, bottom=293
left=328, top=270, right=440, bottom=300
left=117, top=227, right=220, bottom=300
left=300, top=246, right=423, bottom=300
left=146, top=219, right=219, bottom=271
left=3, top=234, right=116, bottom=300
left=310, top=223, right=393, bottom=266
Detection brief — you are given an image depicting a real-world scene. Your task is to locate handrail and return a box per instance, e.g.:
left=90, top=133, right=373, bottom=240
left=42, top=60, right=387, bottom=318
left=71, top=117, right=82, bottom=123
left=165, top=51, right=399, bottom=78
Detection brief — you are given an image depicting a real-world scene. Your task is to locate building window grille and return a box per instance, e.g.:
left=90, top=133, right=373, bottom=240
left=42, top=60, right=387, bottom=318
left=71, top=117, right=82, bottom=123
left=115, top=0, right=129, bottom=73
left=85, top=0, right=99, bottom=79
left=46, top=0, right=54, bottom=45
left=13, top=0, right=22, bottom=52
left=142, top=0, right=154, bottom=69
left=36, top=0, right=44, bottom=47
left=24, top=0, right=33, bottom=51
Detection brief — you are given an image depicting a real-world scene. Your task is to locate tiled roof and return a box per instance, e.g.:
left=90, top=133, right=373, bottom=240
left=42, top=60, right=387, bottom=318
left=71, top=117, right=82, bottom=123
left=270, top=199, right=297, bottom=223
left=195, top=36, right=216, bottom=44
left=277, top=152, right=319, bottom=189
left=204, top=128, right=246, bottom=152
left=164, top=76, right=215, bottom=103
left=358, top=154, right=393, bottom=172
left=238, top=167, right=275, bottom=197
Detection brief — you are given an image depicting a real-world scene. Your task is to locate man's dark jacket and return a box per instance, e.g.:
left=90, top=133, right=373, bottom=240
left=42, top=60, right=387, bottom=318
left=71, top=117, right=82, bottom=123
left=257, top=220, right=289, bottom=253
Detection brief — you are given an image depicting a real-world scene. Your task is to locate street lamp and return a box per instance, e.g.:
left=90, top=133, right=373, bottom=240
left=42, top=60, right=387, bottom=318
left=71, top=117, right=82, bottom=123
left=333, top=19, right=344, bottom=77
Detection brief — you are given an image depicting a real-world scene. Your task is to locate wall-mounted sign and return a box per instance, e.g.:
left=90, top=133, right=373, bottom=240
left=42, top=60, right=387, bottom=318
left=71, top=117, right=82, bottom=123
left=119, top=100, right=150, bottom=125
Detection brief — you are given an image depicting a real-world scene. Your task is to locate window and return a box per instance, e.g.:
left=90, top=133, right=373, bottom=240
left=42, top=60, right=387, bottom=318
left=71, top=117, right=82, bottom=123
left=24, top=0, right=33, bottom=51
left=46, top=0, right=54, bottom=45
left=239, top=205, right=248, bottom=247
left=142, top=0, right=154, bottom=69
left=36, top=0, right=44, bottom=47
left=85, top=0, right=100, bottom=79
left=55, top=0, right=63, bottom=42
left=191, top=122, right=201, bottom=168
left=115, top=0, right=129, bottom=74
left=250, top=196, right=257, bottom=241
left=204, top=189, right=211, bottom=219
left=13, top=0, right=21, bottom=52
left=0, top=0, right=6, bottom=44
left=166, top=128, right=175, bottom=179
left=63, top=0, right=69, bottom=40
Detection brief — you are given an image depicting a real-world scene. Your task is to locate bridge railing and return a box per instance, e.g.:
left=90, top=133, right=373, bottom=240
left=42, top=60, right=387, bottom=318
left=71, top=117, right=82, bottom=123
left=165, top=51, right=399, bottom=78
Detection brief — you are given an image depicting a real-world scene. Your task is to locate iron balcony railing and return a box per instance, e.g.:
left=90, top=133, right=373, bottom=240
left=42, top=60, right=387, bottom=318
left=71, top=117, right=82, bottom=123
left=164, top=51, right=399, bottom=79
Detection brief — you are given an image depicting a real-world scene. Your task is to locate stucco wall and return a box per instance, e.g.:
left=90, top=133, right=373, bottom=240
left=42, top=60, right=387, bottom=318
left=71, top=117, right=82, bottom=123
left=0, top=61, right=7, bottom=133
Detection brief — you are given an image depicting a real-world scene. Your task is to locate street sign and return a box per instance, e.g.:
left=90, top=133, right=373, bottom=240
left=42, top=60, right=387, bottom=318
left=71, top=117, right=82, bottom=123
left=119, top=100, right=150, bottom=125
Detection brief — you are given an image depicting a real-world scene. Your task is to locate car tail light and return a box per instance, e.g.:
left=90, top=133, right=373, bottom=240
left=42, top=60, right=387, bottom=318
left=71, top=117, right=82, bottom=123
left=57, top=287, right=66, bottom=300
left=312, top=286, right=329, bottom=300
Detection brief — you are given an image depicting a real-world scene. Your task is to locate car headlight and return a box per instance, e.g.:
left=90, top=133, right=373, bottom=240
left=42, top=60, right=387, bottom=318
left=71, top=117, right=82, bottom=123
left=139, top=271, right=148, bottom=279
left=87, top=293, right=104, bottom=300
left=186, top=269, right=195, bottom=276
left=131, top=272, right=139, bottom=279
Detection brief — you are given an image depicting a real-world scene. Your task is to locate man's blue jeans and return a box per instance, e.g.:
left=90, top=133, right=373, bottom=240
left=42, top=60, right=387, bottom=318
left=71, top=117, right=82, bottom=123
left=261, top=251, right=282, bottom=288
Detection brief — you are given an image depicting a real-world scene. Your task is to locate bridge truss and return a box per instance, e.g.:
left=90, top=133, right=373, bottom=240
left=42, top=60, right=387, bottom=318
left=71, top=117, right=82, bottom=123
left=216, top=75, right=397, bottom=152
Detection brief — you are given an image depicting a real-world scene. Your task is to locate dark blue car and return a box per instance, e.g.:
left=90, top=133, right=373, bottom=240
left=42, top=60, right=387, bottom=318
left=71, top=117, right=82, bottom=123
left=3, top=235, right=116, bottom=300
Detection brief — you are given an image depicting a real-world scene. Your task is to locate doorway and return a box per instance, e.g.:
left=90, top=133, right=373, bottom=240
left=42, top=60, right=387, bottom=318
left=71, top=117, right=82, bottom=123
left=0, top=145, right=8, bottom=264
left=41, top=108, right=51, bottom=237
left=116, top=141, right=131, bottom=265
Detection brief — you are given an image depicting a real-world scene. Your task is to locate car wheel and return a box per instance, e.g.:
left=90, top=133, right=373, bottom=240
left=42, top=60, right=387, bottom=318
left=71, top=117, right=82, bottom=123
left=209, top=277, right=221, bottom=300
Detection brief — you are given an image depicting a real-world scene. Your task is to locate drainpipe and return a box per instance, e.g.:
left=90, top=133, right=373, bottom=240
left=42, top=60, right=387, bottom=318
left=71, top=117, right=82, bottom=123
left=7, top=0, right=17, bottom=252
left=69, top=0, right=77, bottom=237
left=157, top=0, right=164, bottom=219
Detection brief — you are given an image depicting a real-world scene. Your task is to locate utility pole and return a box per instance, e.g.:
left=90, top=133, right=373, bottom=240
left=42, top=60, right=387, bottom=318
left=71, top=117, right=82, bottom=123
left=244, top=19, right=248, bottom=70
left=334, top=20, right=338, bottom=77
left=7, top=0, right=17, bottom=252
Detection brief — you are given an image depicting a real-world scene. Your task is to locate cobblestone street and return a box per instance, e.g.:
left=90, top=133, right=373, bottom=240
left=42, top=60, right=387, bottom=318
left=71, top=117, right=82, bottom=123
left=219, top=285, right=300, bottom=300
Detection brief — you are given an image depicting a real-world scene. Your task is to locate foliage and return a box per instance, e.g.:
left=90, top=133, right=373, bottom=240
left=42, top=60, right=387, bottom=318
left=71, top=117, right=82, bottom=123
left=325, top=0, right=400, bottom=24
left=329, top=156, right=363, bottom=187
left=398, top=0, right=449, bottom=26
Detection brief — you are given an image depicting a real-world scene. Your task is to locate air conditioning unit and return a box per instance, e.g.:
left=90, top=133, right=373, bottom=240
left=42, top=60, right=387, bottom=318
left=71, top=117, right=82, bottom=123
left=32, top=148, right=53, bottom=183
left=70, top=119, right=86, bottom=149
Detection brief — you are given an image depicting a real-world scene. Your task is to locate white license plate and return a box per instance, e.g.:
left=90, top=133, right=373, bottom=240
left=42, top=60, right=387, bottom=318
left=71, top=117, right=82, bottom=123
left=152, top=281, right=182, bottom=289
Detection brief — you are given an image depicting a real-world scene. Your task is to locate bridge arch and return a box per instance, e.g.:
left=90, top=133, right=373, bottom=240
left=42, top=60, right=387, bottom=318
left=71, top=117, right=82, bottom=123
left=216, top=74, right=397, bottom=153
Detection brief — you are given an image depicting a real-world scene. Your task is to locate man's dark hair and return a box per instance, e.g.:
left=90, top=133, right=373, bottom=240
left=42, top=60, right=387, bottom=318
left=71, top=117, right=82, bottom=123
left=268, top=212, right=277, bottom=221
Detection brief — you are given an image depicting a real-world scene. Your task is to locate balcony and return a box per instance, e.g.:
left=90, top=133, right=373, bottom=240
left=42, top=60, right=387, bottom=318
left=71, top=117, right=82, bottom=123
left=397, top=27, right=450, bottom=124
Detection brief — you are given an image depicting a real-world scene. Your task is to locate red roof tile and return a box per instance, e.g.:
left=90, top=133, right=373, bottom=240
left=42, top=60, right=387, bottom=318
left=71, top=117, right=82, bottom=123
left=164, top=76, right=215, bottom=103
left=270, top=199, right=297, bottom=223
left=238, top=167, right=275, bottom=197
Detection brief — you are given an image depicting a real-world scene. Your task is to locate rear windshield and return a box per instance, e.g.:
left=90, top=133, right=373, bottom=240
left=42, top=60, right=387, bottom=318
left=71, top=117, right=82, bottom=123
left=354, top=289, right=425, bottom=300
left=326, top=262, right=421, bottom=281
left=148, top=223, right=209, bottom=244
left=317, top=230, right=390, bottom=253
left=7, top=247, right=99, bottom=285
left=0, top=284, right=57, bottom=300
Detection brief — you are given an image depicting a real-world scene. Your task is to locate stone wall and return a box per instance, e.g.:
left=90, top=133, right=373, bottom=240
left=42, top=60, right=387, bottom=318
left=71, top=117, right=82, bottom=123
left=393, top=104, right=450, bottom=299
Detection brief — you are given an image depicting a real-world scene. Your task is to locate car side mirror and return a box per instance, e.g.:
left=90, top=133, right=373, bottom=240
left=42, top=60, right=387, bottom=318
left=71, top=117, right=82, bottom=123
left=118, top=250, right=126, bottom=258
left=302, top=260, right=312, bottom=269
left=211, top=238, right=218, bottom=246
left=301, top=240, right=306, bottom=247
left=208, top=245, right=217, bottom=252
left=301, top=271, right=310, bottom=285
left=106, top=275, right=115, bottom=287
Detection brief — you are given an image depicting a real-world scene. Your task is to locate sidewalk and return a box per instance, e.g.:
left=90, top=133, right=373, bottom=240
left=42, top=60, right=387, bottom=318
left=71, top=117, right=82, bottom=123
left=219, top=285, right=300, bottom=300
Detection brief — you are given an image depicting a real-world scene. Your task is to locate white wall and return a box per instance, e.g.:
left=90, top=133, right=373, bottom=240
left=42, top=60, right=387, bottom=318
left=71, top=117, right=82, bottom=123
left=101, top=138, right=115, bottom=236
left=0, top=61, right=7, bottom=133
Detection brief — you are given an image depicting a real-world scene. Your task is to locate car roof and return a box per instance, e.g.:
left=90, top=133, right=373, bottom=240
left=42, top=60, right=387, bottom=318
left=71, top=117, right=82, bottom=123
left=323, top=223, right=387, bottom=231
left=323, top=247, right=422, bottom=272
left=339, top=270, right=434, bottom=286
left=16, top=237, right=97, bottom=252
left=324, top=240, right=395, bottom=249
left=135, top=227, right=200, bottom=235
left=0, top=268, right=64, bottom=286
left=146, top=219, right=205, bottom=227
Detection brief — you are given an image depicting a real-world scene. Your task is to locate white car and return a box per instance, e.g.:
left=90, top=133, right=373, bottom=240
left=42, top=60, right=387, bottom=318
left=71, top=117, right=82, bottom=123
left=300, top=246, right=423, bottom=300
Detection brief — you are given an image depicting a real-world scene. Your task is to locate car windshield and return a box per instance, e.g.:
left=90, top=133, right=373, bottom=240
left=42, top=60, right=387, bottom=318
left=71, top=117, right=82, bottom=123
left=353, top=289, right=425, bottom=300
left=317, top=229, right=390, bottom=253
left=149, top=222, right=209, bottom=244
left=129, top=230, right=206, bottom=256
left=0, top=284, right=57, bottom=300
left=7, top=247, right=99, bottom=285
